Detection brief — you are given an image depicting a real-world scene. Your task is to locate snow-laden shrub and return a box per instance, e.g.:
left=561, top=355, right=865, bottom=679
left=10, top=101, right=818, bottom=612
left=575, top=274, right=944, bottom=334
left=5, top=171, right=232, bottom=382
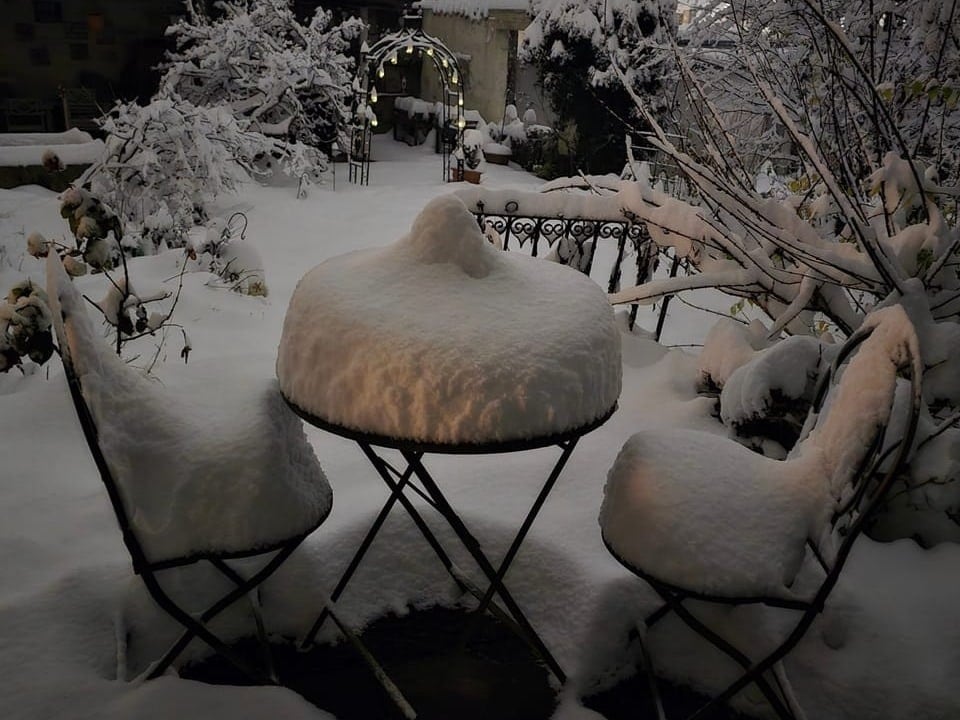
left=679, top=0, right=960, bottom=185
left=459, top=129, right=484, bottom=170
left=523, top=0, right=675, bottom=174
left=608, top=1, right=960, bottom=546
left=0, top=280, right=54, bottom=373
left=78, top=97, right=303, bottom=251
left=194, top=215, right=268, bottom=297
left=59, top=187, right=123, bottom=271
left=161, top=0, right=363, bottom=153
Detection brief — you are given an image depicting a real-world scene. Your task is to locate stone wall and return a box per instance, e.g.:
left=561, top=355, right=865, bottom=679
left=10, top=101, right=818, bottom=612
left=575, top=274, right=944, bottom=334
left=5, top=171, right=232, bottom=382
left=420, top=10, right=529, bottom=126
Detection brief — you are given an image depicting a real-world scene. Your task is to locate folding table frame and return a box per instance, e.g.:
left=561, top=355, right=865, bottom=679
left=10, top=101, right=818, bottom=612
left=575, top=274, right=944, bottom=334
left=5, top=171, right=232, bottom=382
left=286, top=399, right=618, bottom=691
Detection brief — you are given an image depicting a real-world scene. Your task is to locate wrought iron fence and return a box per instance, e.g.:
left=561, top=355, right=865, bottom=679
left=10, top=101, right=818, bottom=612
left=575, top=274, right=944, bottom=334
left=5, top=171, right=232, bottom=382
left=467, top=198, right=656, bottom=330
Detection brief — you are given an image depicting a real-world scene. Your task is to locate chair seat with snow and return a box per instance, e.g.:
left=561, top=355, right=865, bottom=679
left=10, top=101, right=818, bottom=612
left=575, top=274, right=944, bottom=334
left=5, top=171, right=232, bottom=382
left=46, top=253, right=333, bottom=683
left=600, top=306, right=923, bottom=719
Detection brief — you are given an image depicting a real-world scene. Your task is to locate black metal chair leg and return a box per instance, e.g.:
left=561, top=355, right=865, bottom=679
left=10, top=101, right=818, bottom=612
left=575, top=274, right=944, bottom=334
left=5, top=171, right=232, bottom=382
left=148, top=540, right=302, bottom=680
left=637, top=630, right=668, bottom=720
left=143, top=571, right=271, bottom=683
left=211, top=559, right=277, bottom=683
left=654, top=588, right=797, bottom=720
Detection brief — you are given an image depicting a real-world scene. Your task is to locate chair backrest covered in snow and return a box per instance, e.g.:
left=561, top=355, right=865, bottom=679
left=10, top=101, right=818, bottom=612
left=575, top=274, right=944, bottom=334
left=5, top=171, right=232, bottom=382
left=46, top=254, right=332, bottom=571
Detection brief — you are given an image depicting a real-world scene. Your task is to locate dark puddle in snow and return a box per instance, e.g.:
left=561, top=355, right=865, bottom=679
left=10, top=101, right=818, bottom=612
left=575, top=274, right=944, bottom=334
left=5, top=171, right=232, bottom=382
left=183, top=605, right=747, bottom=719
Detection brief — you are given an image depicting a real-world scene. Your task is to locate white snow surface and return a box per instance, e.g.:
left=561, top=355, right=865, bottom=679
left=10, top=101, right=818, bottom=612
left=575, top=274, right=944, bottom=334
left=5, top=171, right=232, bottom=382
left=419, top=0, right=530, bottom=19
left=277, top=194, right=622, bottom=444
left=46, top=254, right=331, bottom=564
left=0, top=138, right=958, bottom=720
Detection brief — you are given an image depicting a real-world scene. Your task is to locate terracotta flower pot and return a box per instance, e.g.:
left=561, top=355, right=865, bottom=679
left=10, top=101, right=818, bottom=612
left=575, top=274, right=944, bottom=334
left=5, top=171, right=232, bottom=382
left=451, top=168, right=482, bottom=184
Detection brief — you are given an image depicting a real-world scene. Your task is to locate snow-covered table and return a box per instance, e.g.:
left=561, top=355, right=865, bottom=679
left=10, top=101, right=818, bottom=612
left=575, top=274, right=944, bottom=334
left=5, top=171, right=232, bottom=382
left=277, top=195, right=622, bottom=687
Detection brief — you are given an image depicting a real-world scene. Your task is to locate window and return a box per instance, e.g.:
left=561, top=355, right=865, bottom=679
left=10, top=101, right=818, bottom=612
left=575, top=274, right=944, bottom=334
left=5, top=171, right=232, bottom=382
left=29, top=46, right=51, bottom=66
left=32, top=0, right=62, bottom=23
left=69, top=43, right=89, bottom=61
left=14, top=23, right=35, bottom=41
left=65, top=22, right=88, bottom=42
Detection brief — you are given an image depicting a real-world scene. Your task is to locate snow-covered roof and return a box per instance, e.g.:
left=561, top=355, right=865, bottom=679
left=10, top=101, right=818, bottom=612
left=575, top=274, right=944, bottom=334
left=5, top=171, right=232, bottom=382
left=418, top=0, right=530, bottom=20
left=277, top=194, right=621, bottom=445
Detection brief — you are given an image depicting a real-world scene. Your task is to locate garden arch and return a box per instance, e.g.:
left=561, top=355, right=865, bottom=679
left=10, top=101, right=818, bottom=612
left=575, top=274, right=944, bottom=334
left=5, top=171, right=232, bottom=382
left=348, top=27, right=465, bottom=185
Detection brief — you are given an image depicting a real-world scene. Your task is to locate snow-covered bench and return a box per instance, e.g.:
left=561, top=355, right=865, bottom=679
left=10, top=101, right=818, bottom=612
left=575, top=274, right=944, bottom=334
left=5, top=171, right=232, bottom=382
left=453, top=186, right=655, bottom=329
left=392, top=96, right=436, bottom=147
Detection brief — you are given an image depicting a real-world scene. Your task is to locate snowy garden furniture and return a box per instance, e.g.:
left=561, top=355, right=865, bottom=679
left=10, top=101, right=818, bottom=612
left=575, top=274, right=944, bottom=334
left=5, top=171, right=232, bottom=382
left=278, top=195, right=622, bottom=696
left=600, top=305, right=923, bottom=720
left=453, top=186, right=656, bottom=332
left=45, top=253, right=333, bottom=684
left=392, top=97, right=436, bottom=147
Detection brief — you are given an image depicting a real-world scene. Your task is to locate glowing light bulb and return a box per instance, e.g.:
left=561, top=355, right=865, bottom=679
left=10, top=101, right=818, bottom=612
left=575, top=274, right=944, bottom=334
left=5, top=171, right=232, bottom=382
left=427, top=47, right=434, bottom=56
left=451, top=72, right=458, bottom=85
left=371, top=116, right=379, bottom=127
left=442, top=57, right=448, bottom=68
left=370, top=86, right=378, bottom=103
left=378, top=66, right=385, bottom=78
left=458, top=94, right=464, bottom=107
left=457, top=117, right=466, bottom=129
left=406, top=42, right=414, bottom=54
left=390, top=54, right=397, bottom=64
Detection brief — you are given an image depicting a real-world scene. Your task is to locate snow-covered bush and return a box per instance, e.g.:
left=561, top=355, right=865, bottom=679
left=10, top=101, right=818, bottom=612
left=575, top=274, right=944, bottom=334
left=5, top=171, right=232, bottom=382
left=458, top=129, right=484, bottom=170
left=610, top=1, right=960, bottom=545
left=678, top=0, right=960, bottom=183
left=58, top=187, right=123, bottom=270
left=161, top=0, right=363, bottom=153
left=0, top=280, right=53, bottom=373
left=13, top=192, right=193, bottom=365
left=194, top=214, right=268, bottom=297
left=495, top=107, right=555, bottom=173
left=78, top=97, right=295, bottom=251
left=523, top=0, right=676, bottom=174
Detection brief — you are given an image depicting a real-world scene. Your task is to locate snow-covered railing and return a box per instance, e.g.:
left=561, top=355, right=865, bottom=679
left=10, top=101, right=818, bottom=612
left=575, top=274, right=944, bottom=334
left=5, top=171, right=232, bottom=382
left=0, top=129, right=104, bottom=192
left=453, top=186, right=655, bottom=328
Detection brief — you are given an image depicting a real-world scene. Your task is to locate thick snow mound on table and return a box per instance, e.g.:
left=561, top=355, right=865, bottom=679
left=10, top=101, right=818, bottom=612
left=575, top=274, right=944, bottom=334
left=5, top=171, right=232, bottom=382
left=46, top=255, right=331, bottom=565
left=277, top=194, right=621, bottom=445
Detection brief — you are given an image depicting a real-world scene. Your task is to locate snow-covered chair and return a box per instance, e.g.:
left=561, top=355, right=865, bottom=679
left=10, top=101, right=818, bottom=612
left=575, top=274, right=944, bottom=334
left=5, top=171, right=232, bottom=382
left=45, top=253, right=333, bottom=683
left=601, top=306, right=923, bottom=719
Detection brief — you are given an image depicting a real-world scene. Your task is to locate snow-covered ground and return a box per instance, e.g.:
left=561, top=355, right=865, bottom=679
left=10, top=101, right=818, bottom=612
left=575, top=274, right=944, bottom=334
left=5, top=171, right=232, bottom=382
left=1, top=137, right=958, bottom=720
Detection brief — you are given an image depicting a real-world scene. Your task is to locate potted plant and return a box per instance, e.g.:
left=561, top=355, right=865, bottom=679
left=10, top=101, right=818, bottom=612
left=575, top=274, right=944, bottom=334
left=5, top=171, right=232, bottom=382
left=452, top=129, right=484, bottom=183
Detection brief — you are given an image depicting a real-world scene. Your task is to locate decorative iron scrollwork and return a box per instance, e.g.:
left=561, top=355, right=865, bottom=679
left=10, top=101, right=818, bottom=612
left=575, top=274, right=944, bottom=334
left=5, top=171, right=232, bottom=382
left=470, top=204, right=655, bottom=330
